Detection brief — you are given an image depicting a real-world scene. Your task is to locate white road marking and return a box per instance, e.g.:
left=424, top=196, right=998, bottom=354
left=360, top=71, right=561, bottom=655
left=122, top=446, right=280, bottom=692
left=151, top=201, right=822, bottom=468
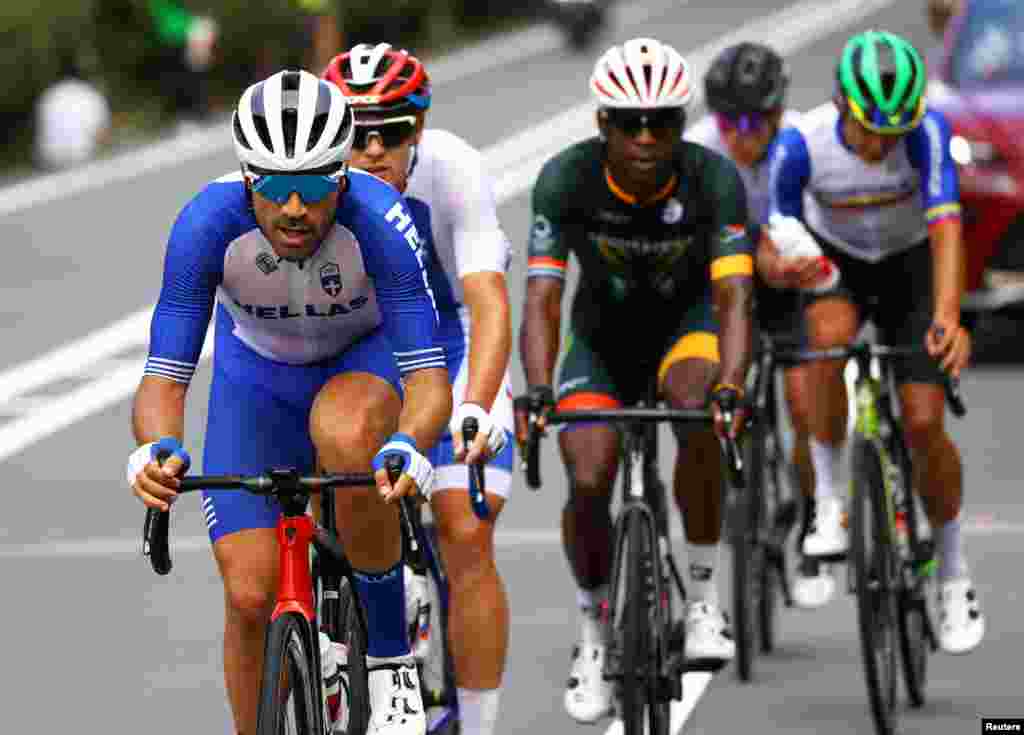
left=0, top=0, right=894, bottom=463
left=2, top=517, right=1018, bottom=559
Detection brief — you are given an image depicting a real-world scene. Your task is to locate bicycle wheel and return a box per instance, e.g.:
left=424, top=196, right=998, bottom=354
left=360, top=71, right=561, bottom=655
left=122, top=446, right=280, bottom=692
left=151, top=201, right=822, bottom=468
left=335, top=578, right=370, bottom=735
left=850, top=439, right=899, bottom=735
left=731, top=423, right=766, bottom=682
left=611, top=509, right=668, bottom=735
left=256, top=612, right=324, bottom=735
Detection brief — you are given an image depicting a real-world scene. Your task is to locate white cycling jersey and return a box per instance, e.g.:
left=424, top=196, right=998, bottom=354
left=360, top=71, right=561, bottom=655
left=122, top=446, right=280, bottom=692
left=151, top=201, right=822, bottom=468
left=684, top=109, right=803, bottom=226
left=769, top=104, right=961, bottom=262
left=401, top=129, right=516, bottom=493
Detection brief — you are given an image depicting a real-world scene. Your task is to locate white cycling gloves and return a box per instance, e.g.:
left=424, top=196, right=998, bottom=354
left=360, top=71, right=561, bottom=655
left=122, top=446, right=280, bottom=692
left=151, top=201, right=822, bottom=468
left=126, top=437, right=191, bottom=489
left=373, top=432, right=435, bottom=497
left=450, top=402, right=509, bottom=458
left=768, top=214, right=840, bottom=292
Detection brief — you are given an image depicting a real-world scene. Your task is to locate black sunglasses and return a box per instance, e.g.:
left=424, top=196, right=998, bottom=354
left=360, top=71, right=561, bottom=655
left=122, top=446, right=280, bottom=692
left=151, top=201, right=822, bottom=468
left=352, top=117, right=417, bottom=150
left=604, top=108, right=687, bottom=137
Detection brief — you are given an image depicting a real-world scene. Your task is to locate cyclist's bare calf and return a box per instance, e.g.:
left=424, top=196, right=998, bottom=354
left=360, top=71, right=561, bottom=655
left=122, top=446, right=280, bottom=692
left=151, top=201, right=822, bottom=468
left=214, top=528, right=279, bottom=735
left=310, top=371, right=402, bottom=571
left=898, top=382, right=963, bottom=525
left=558, top=424, right=618, bottom=590
left=805, top=297, right=859, bottom=446
left=432, top=489, right=509, bottom=690
left=661, top=356, right=721, bottom=545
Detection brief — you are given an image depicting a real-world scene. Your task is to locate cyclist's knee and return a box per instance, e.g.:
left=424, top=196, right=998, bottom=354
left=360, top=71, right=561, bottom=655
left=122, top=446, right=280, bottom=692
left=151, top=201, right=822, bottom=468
left=806, top=297, right=858, bottom=348
left=310, top=374, right=399, bottom=466
left=560, top=427, right=617, bottom=501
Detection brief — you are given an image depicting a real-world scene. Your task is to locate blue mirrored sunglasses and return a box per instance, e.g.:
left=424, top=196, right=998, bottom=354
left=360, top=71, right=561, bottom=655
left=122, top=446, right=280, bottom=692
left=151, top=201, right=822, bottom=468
left=251, top=174, right=339, bottom=205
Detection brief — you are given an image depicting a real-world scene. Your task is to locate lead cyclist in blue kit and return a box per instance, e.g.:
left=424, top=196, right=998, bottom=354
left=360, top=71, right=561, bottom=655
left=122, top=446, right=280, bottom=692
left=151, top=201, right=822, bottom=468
left=126, top=69, right=450, bottom=735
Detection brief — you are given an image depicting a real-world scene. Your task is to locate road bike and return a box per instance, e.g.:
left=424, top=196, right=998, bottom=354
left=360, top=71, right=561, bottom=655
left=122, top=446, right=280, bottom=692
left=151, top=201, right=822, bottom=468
left=774, top=342, right=965, bottom=735
left=143, top=467, right=377, bottom=735
left=142, top=420, right=485, bottom=735
left=519, top=395, right=743, bottom=735
left=729, top=334, right=801, bottom=682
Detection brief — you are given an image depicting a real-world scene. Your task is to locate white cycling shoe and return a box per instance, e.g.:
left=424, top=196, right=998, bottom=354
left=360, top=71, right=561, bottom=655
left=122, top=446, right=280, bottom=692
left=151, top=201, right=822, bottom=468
left=792, top=560, right=837, bottom=609
left=802, top=497, right=849, bottom=559
left=564, top=643, right=614, bottom=723
left=938, top=578, right=986, bottom=655
left=684, top=601, right=735, bottom=663
left=368, top=658, right=426, bottom=735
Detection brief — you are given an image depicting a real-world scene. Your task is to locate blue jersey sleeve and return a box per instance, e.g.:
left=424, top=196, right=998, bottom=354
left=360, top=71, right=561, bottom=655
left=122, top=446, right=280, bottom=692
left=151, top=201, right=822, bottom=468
left=345, top=177, right=444, bottom=376
left=905, top=109, right=962, bottom=226
left=768, top=127, right=811, bottom=219
left=144, top=189, right=233, bottom=384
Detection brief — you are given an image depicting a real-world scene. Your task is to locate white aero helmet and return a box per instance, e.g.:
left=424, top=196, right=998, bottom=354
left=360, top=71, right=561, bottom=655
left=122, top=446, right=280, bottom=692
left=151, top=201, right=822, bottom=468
left=590, top=38, right=695, bottom=109
left=232, top=69, right=355, bottom=174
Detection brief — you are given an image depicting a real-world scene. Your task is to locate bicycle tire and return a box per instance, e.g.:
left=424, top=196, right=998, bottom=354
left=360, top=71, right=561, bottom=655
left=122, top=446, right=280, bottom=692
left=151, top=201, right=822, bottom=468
left=896, top=441, right=930, bottom=708
left=335, top=579, right=370, bottom=735
left=256, top=612, right=324, bottom=735
left=759, top=418, right=790, bottom=655
left=612, top=509, right=668, bottom=735
left=851, top=439, right=899, bottom=735
left=731, top=423, right=765, bottom=682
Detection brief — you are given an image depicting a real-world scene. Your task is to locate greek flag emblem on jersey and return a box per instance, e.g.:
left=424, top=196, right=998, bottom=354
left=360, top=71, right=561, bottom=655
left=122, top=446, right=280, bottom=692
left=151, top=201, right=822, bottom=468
left=320, top=262, right=342, bottom=298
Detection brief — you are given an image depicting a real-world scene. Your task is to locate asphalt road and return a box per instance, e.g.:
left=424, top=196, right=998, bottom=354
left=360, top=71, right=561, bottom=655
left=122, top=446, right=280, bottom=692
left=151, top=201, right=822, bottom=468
left=0, top=2, right=1020, bottom=734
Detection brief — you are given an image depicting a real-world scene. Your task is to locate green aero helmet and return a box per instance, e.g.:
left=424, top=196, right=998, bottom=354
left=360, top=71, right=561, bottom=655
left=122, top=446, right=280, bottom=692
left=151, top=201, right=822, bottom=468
left=837, top=30, right=927, bottom=135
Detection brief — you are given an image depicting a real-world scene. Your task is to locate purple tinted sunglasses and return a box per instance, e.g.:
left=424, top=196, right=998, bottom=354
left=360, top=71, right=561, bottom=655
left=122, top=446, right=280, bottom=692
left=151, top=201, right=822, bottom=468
left=715, top=111, right=772, bottom=135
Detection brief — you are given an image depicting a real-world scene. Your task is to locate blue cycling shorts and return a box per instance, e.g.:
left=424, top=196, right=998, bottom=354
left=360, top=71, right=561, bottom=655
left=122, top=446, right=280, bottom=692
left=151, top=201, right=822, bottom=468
left=201, top=315, right=401, bottom=544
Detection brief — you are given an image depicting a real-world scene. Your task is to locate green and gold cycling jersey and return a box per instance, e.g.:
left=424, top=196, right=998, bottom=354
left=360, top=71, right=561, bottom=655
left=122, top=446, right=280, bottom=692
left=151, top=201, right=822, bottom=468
left=527, top=137, right=754, bottom=354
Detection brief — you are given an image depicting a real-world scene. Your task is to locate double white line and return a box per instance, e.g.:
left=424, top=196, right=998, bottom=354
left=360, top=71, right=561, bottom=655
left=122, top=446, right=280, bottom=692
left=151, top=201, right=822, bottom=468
left=0, top=0, right=895, bottom=469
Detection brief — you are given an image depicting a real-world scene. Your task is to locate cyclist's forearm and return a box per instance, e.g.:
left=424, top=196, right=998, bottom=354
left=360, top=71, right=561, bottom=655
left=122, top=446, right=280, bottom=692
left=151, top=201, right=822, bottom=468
left=132, top=375, right=187, bottom=445
left=520, top=280, right=562, bottom=387
left=715, top=276, right=754, bottom=389
left=398, top=367, right=453, bottom=451
left=929, top=218, right=966, bottom=321
left=462, top=272, right=512, bottom=412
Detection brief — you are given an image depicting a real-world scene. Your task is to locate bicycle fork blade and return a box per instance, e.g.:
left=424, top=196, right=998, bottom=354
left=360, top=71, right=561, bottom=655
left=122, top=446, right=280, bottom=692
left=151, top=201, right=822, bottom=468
left=601, top=672, right=714, bottom=735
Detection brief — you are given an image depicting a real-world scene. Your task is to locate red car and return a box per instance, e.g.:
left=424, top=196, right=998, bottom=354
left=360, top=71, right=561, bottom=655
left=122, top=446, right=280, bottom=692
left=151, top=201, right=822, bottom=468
left=927, top=0, right=1024, bottom=322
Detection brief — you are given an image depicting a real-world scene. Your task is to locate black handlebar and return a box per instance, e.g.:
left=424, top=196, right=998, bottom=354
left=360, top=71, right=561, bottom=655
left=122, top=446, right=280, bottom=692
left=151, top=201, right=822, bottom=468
left=771, top=343, right=967, bottom=418
left=143, top=467, right=380, bottom=577
left=520, top=407, right=745, bottom=491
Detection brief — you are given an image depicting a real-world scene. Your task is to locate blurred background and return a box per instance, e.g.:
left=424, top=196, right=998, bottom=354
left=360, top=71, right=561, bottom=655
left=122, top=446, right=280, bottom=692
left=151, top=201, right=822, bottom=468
left=0, top=0, right=553, bottom=176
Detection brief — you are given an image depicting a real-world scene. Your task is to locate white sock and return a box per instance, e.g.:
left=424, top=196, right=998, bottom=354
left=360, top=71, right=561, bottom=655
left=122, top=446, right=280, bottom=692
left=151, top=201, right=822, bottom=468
left=686, top=542, right=720, bottom=607
left=577, top=585, right=608, bottom=646
left=457, top=687, right=501, bottom=735
left=937, top=512, right=969, bottom=582
left=810, top=438, right=844, bottom=502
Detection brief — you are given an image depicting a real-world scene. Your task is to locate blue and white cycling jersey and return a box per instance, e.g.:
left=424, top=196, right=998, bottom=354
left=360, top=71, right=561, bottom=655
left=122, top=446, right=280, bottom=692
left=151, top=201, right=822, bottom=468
left=144, top=168, right=443, bottom=542
left=399, top=129, right=515, bottom=496
left=145, top=168, right=443, bottom=385
left=768, top=105, right=961, bottom=262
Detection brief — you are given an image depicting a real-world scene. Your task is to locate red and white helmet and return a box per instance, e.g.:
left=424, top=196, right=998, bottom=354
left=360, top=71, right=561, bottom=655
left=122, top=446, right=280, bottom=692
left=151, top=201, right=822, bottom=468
left=590, top=38, right=695, bottom=109
left=323, top=43, right=431, bottom=116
